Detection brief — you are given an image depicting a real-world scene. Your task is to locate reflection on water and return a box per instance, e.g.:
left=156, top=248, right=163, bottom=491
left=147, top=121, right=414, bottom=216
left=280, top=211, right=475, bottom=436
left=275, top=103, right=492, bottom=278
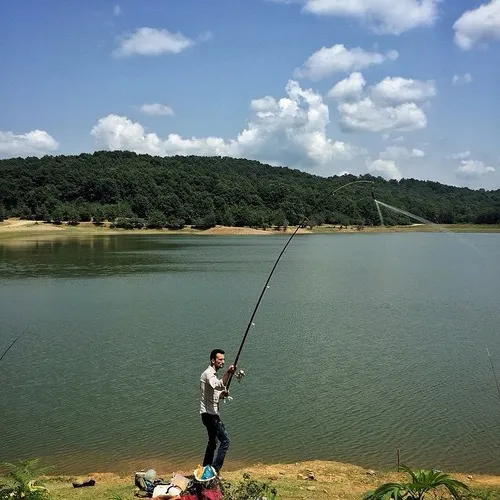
left=1, top=234, right=500, bottom=475
left=0, top=235, right=220, bottom=278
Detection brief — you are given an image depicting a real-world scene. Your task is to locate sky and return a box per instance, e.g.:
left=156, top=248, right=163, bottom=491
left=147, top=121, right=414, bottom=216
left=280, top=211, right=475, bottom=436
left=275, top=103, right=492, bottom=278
left=1, top=0, right=500, bottom=190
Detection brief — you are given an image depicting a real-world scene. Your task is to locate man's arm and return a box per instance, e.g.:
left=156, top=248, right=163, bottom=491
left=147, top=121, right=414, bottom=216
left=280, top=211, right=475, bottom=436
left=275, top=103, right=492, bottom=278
left=205, top=365, right=236, bottom=390
left=220, top=365, right=236, bottom=392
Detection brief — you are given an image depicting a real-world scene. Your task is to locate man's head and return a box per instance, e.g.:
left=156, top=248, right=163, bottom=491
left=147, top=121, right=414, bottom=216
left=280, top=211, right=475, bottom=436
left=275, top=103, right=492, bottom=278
left=210, top=349, right=225, bottom=371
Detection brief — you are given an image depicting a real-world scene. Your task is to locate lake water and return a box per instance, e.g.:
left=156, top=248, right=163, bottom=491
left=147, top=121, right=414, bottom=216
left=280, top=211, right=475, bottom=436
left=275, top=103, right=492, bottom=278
left=1, top=233, right=500, bottom=475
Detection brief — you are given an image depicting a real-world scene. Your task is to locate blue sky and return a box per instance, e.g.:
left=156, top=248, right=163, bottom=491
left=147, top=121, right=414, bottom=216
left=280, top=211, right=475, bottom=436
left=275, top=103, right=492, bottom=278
left=1, top=0, right=499, bottom=189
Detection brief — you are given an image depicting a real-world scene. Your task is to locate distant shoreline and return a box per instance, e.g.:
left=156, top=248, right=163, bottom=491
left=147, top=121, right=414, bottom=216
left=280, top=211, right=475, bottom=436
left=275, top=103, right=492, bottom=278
left=1, top=218, right=499, bottom=241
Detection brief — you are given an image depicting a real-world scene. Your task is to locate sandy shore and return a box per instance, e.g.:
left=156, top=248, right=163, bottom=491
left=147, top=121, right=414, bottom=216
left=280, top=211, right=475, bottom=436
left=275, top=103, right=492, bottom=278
left=1, top=218, right=499, bottom=242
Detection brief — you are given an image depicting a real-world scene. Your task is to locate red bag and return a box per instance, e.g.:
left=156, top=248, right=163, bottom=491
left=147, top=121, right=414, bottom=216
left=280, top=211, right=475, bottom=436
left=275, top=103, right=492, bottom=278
left=199, top=486, right=222, bottom=500
left=179, top=494, right=198, bottom=500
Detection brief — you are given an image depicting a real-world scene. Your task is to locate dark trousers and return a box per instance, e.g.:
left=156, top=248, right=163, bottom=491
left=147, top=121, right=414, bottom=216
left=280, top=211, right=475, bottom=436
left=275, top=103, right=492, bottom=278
left=201, top=412, right=231, bottom=472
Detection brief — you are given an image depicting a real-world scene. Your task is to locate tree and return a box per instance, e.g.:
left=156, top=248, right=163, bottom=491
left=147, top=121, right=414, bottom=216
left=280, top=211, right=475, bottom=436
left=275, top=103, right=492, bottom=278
left=364, top=465, right=470, bottom=500
left=0, top=204, right=5, bottom=222
left=165, top=216, right=185, bottom=230
left=146, top=209, right=166, bottom=229
left=92, top=205, right=106, bottom=225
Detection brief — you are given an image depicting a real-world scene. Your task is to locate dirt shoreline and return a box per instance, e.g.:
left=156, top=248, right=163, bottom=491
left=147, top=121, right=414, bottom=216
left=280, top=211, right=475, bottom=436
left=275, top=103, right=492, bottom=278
left=1, top=218, right=499, bottom=242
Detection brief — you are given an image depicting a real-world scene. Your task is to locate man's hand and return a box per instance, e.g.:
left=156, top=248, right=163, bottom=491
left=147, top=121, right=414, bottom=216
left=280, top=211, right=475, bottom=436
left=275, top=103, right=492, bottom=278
left=220, top=390, right=229, bottom=398
left=221, top=364, right=237, bottom=387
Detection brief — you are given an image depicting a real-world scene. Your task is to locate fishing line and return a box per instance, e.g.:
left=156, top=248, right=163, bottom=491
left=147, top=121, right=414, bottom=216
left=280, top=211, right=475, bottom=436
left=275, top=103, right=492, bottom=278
left=0, top=328, right=29, bottom=364
left=226, top=180, right=375, bottom=389
left=486, top=348, right=500, bottom=403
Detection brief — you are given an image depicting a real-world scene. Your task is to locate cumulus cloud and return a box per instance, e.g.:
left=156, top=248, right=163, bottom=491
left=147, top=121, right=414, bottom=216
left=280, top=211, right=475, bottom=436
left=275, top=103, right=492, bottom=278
left=455, top=159, right=495, bottom=179
left=0, top=129, right=59, bottom=158
left=294, top=44, right=398, bottom=81
left=452, top=73, right=473, bottom=85
left=140, top=103, right=174, bottom=116
left=273, top=0, right=439, bottom=34
left=338, top=98, right=427, bottom=132
left=91, top=80, right=365, bottom=173
left=454, top=0, right=500, bottom=50
left=382, top=134, right=405, bottom=142
left=113, top=27, right=194, bottom=57
left=380, top=146, right=425, bottom=160
left=327, top=72, right=366, bottom=101
left=331, top=74, right=436, bottom=134
left=447, top=151, right=471, bottom=160
left=366, top=158, right=402, bottom=180
left=371, top=77, right=436, bottom=103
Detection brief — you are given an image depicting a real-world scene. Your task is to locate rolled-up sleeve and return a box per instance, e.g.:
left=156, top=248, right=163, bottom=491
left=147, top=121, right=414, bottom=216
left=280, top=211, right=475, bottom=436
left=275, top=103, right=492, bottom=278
left=206, top=371, right=226, bottom=390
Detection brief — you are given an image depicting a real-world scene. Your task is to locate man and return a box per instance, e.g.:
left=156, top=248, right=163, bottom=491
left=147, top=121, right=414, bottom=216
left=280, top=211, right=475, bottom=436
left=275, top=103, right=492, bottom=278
left=200, top=349, right=236, bottom=473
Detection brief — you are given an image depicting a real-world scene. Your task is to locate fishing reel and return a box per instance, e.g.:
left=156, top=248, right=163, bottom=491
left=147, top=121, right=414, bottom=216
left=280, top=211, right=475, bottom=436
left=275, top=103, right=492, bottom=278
left=222, top=369, right=245, bottom=404
left=234, top=368, right=245, bottom=383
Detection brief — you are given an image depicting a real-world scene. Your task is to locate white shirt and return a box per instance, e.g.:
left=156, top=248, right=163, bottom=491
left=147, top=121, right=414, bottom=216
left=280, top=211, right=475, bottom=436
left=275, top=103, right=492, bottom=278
left=200, top=365, right=226, bottom=415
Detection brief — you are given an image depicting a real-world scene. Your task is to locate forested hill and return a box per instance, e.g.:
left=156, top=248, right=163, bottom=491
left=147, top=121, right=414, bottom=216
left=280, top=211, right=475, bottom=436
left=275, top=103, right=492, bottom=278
left=0, top=151, right=499, bottom=228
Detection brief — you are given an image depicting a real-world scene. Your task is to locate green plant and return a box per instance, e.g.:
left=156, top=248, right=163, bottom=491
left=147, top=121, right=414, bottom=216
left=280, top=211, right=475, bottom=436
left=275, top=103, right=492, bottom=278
left=0, top=459, right=54, bottom=499
left=364, top=465, right=470, bottom=500
left=221, top=472, right=277, bottom=500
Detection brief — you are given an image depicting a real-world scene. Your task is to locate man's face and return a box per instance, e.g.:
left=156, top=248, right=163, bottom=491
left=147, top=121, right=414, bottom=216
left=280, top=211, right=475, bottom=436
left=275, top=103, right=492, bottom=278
left=213, top=353, right=225, bottom=370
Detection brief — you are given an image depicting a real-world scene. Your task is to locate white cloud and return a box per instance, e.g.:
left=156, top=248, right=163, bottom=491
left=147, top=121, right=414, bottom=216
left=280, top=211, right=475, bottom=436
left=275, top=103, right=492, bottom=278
left=447, top=151, right=471, bottom=160
left=327, top=72, right=366, bottom=101
left=366, top=158, right=402, bottom=180
left=91, top=81, right=365, bottom=173
left=113, top=27, right=194, bottom=57
left=380, top=146, right=425, bottom=160
left=197, top=31, right=214, bottom=42
left=371, top=77, right=436, bottom=103
left=294, top=44, right=398, bottom=81
left=0, top=129, right=59, bottom=158
left=452, top=73, right=472, bottom=85
left=113, top=4, right=122, bottom=16
left=338, top=98, right=427, bottom=132
left=140, top=103, right=174, bottom=116
left=454, top=0, right=500, bottom=50
left=455, top=159, right=495, bottom=178
left=382, top=134, right=405, bottom=142
left=273, top=0, right=439, bottom=34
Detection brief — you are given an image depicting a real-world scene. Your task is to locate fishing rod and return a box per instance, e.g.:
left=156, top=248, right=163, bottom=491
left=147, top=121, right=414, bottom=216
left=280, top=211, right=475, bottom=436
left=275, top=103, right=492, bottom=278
left=226, top=180, right=375, bottom=389
left=0, top=328, right=29, bottom=364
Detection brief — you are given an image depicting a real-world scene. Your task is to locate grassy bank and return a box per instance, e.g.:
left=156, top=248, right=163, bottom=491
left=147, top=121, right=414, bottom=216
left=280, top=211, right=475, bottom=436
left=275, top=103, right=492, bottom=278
left=7, top=460, right=500, bottom=500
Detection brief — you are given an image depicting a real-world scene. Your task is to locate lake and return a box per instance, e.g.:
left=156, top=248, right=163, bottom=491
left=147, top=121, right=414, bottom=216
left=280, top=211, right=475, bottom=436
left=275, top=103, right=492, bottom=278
left=1, top=232, right=500, bottom=475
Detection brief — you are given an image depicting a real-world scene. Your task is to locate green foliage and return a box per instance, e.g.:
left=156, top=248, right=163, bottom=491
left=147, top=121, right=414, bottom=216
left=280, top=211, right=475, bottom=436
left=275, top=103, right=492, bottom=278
left=220, top=472, right=277, bottom=500
left=110, top=217, right=145, bottom=229
left=364, top=465, right=470, bottom=500
left=0, top=458, right=54, bottom=500
left=146, top=209, right=166, bottom=229
left=0, top=152, right=499, bottom=228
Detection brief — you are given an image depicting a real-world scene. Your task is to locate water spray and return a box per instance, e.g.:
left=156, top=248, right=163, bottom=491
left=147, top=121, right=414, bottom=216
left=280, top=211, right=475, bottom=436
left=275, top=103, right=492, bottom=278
left=0, top=328, right=29, bottom=364
left=226, top=180, right=375, bottom=390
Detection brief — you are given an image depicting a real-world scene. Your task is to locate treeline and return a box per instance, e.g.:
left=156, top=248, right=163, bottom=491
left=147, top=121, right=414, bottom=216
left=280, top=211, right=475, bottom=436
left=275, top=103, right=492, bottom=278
left=0, top=151, right=499, bottom=228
